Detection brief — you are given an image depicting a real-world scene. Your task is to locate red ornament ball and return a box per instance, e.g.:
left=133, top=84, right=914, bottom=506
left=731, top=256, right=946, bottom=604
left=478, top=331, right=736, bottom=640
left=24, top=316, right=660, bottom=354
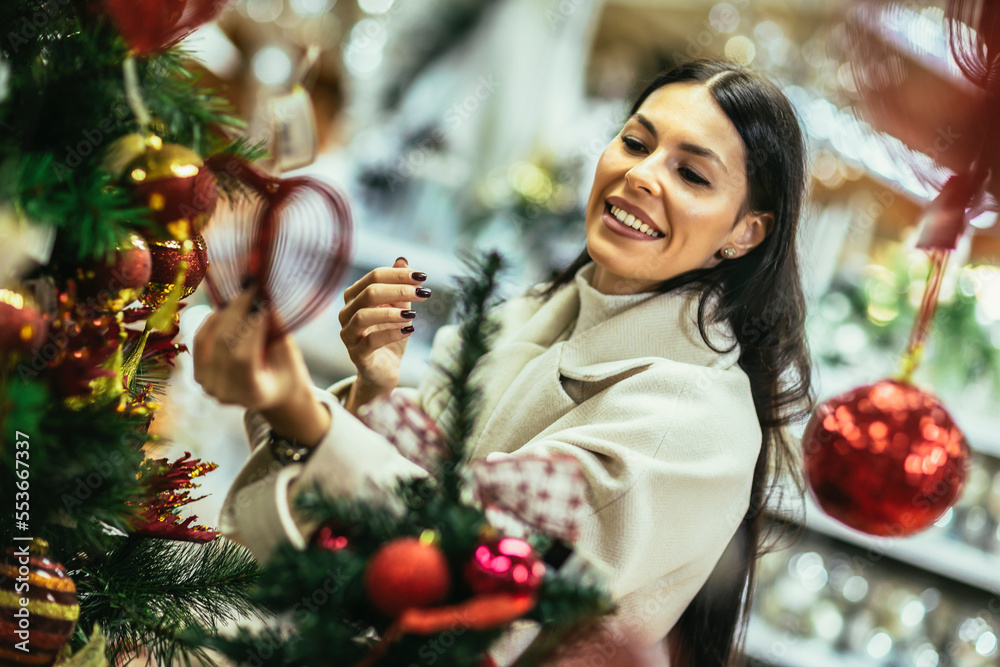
left=803, top=379, right=970, bottom=537
left=140, top=234, right=209, bottom=309
left=464, top=537, right=546, bottom=595
left=310, top=522, right=350, bottom=552
left=101, top=0, right=229, bottom=56
left=364, top=537, right=451, bottom=618
left=0, top=291, right=47, bottom=354
left=123, top=140, right=218, bottom=241
left=0, top=539, right=79, bottom=666
left=75, top=233, right=152, bottom=301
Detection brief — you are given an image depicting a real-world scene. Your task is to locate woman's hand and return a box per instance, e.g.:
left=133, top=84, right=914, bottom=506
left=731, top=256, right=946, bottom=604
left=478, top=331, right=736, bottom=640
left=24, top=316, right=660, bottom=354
left=339, top=257, right=430, bottom=415
left=193, top=285, right=331, bottom=447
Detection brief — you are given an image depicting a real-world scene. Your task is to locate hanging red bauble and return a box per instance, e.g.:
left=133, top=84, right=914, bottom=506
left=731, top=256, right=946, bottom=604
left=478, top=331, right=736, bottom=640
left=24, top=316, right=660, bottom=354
left=75, top=233, right=152, bottom=307
left=100, top=0, right=231, bottom=55
left=803, top=379, right=970, bottom=537
left=0, top=289, right=47, bottom=354
left=464, top=537, right=546, bottom=595
left=202, top=157, right=352, bottom=340
left=364, top=535, right=451, bottom=618
left=139, top=234, right=209, bottom=309
left=0, top=539, right=79, bottom=666
left=106, top=134, right=218, bottom=241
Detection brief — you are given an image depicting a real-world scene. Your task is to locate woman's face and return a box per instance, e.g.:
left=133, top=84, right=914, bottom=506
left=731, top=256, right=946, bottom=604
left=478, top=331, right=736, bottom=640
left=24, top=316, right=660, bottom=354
left=585, top=82, right=773, bottom=294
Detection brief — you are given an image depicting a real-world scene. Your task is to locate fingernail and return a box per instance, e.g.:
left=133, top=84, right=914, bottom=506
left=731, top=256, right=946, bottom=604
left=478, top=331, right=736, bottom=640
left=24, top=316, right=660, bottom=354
left=396, top=256, right=408, bottom=265
left=411, top=271, right=427, bottom=282
left=401, top=309, right=416, bottom=319
left=401, top=325, right=415, bottom=334
left=415, top=287, right=432, bottom=298
left=249, top=299, right=261, bottom=314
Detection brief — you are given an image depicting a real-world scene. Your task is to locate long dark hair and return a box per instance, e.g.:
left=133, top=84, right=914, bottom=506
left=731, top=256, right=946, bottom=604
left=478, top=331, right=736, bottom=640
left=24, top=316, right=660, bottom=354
left=536, top=58, right=813, bottom=666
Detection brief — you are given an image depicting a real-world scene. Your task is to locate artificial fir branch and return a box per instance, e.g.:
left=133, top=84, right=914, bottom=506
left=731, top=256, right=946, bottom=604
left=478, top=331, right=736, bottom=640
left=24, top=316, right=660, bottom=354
left=436, top=250, right=505, bottom=499
left=76, top=536, right=264, bottom=666
left=0, top=380, right=148, bottom=555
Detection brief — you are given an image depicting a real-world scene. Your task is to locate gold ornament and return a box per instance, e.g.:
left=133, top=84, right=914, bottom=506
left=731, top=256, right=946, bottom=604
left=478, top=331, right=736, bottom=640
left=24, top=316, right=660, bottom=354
left=104, top=134, right=218, bottom=241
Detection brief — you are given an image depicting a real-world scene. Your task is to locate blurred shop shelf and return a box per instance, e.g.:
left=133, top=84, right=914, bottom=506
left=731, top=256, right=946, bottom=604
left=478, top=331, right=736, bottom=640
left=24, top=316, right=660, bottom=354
left=796, top=495, right=1000, bottom=596
left=746, top=616, right=872, bottom=667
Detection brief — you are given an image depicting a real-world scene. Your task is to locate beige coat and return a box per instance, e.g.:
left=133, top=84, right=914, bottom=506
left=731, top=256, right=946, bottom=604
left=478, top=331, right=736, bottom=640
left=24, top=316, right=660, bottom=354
left=219, top=262, right=762, bottom=665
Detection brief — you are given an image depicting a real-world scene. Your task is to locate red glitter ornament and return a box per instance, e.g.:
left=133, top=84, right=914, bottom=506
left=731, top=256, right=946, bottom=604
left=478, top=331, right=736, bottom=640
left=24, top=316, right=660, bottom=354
left=140, top=234, right=209, bottom=309
left=364, top=536, right=451, bottom=618
left=311, top=522, right=350, bottom=552
left=464, top=537, right=545, bottom=595
left=803, top=380, right=970, bottom=537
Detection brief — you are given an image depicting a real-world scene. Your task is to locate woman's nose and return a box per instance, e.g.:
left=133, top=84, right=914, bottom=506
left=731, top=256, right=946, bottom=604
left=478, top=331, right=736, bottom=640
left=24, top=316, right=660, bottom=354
left=625, top=160, right=661, bottom=197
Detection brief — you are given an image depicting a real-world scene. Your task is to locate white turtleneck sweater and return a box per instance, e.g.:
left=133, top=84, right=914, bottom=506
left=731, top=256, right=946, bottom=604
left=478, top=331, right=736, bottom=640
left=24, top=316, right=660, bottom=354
left=562, top=263, right=659, bottom=341
left=220, top=261, right=762, bottom=666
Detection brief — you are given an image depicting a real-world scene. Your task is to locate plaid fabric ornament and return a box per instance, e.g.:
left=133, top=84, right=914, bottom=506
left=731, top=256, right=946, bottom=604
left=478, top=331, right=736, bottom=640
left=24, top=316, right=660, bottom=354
left=357, top=393, right=587, bottom=542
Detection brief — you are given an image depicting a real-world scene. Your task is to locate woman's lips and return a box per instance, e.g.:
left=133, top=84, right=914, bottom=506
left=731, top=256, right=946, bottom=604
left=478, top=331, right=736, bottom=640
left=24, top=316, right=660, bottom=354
left=601, top=203, right=663, bottom=242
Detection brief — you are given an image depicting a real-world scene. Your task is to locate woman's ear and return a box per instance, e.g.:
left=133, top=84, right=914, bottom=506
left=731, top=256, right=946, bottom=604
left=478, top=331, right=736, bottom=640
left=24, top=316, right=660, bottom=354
left=728, top=211, right=774, bottom=255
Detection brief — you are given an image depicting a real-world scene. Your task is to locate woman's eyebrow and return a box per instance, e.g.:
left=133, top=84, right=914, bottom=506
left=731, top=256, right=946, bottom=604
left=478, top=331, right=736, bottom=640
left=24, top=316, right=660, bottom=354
left=630, top=112, right=730, bottom=176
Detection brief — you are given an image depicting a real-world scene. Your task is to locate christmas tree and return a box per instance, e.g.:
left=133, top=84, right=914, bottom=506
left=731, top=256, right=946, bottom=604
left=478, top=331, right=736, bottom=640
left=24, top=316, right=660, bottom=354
left=0, top=1, right=265, bottom=664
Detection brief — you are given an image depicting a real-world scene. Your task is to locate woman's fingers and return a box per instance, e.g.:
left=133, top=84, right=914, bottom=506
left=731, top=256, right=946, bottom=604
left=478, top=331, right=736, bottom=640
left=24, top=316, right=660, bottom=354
left=387, top=256, right=413, bottom=311
left=352, top=324, right=415, bottom=355
left=192, top=284, right=271, bottom=405
left=339, top=282, right=430, bottom=327
left=340, top=306, right=416, bottom=343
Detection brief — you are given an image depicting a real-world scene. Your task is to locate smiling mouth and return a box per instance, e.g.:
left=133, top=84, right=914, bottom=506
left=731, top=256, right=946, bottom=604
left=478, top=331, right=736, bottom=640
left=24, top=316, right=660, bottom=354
left=605, top=202, right=665, bottom=238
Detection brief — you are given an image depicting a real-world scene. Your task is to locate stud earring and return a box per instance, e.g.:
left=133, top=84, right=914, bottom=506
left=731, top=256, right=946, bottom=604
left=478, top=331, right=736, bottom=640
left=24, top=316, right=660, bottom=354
left=722, top=247, right=738, bottom=259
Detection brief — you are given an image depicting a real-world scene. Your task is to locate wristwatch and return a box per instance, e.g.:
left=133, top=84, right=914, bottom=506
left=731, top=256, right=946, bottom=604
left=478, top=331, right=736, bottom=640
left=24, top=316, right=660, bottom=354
left=268, top=430, right=316, bottom=465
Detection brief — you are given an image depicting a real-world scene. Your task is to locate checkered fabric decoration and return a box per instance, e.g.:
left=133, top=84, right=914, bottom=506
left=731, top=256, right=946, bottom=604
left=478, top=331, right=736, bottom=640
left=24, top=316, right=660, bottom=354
left=357, top=393, right=587, bottom=542
left=468, top=454, right=586, bottom=543
left=357, top=393, right=450, bottom=473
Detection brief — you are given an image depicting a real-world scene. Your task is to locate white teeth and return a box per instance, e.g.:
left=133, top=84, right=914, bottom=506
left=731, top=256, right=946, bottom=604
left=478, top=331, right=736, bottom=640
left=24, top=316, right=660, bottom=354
left=609, top=204, right=664, bottom=238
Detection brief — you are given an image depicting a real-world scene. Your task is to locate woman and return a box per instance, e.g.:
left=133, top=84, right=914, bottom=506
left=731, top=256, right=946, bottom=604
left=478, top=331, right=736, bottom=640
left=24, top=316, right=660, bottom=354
left=193, top=58, right=812, bottom=666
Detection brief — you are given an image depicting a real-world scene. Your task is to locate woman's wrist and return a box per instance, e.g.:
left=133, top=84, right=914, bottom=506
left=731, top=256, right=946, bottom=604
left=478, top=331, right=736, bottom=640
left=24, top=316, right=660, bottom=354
left=259, top=385, right=332, bottom=448
left=345, top=377, right=394, bottom=417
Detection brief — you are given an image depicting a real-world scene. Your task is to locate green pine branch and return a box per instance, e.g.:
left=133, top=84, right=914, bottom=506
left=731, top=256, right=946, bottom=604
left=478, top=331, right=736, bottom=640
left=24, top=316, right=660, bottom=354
left=436, top=250, right=505, bottom=499
left=0, top=379, right=148, bottom=555
left=75, top=535, right=264, bottom=666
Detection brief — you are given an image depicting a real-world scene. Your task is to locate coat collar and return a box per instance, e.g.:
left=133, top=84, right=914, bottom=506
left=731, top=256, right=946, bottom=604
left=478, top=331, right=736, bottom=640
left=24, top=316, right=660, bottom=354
left=496, top=262, right=741, bottom=382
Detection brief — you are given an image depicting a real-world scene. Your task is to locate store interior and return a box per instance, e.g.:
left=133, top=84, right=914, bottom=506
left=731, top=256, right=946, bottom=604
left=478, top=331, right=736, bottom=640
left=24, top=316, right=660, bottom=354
left=147, top=1, right=1000, bottom=665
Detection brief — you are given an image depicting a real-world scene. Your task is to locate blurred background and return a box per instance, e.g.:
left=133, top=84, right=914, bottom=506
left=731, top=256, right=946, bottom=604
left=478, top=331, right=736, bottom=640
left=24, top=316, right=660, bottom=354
left=150, top=1, right=1000, bottom=664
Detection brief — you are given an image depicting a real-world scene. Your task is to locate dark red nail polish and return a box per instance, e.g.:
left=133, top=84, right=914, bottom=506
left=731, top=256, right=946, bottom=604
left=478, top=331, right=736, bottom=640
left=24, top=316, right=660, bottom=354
left=401, top=325, right=415, bottom=334
left=401, top=309, right=416, bottom=319
left=396, top=256, right=407, bottom=264
left=411, top=271, right=427, bottom=282
left=415, top=287, right=432, bottom=298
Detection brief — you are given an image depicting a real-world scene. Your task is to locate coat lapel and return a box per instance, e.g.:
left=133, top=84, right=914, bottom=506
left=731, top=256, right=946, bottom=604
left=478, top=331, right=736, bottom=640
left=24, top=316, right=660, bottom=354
left=445, top=264, right=743, bottom=461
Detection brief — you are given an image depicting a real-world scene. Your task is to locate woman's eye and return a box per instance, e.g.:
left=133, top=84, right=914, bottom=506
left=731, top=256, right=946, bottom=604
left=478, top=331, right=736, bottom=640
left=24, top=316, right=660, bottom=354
left=680, top=167, right=709, bottom=186
left=621, top=136, right=645, bottom=152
